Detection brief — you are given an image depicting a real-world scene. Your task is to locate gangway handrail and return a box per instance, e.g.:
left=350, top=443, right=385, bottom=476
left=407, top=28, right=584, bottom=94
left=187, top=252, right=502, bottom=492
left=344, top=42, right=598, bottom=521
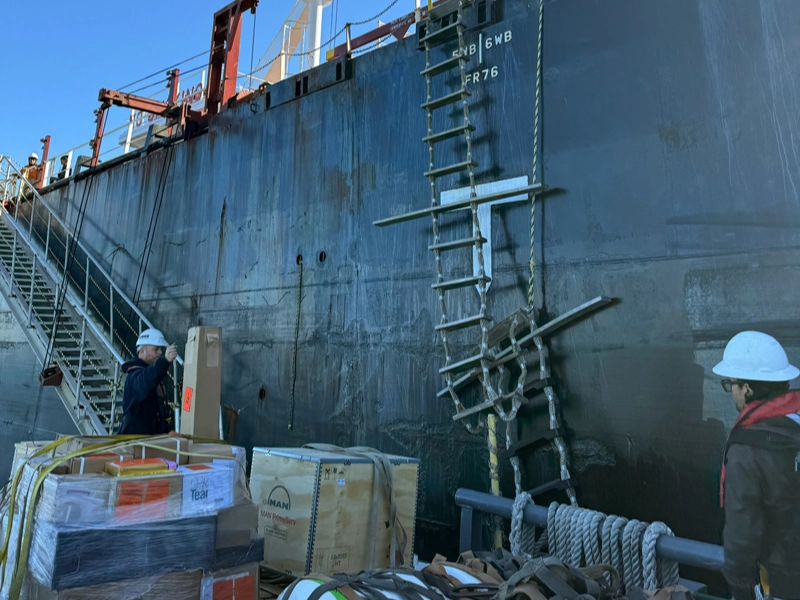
left=0, top=155, right=183, bottom=366
left=454, top=488, right=725, bottom=572
left=0, top=174, right=124, bottom=364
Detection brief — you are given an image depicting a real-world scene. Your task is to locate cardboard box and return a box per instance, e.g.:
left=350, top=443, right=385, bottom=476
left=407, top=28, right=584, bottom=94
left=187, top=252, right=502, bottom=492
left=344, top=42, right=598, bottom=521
left=55, top=436, right=117, bottom=456
left=188, top=442, right=248, bottom=501
left=178, top=463, right=234, bottom=517
left=216, top=503, right=258, bottom=549
left=29, top=515, right=216, bottom=590
left=213, top=536, right=265, bottom=572
left=135, top=436, right=190, bottom=465
left=214, top=503, right=264, bottom=570
left=23, top=570, right=203, bottom=600
left=180, top=326, right=222, bottom=438
left=18, top=457, right=69, bottom=501
left=37, top=465, right=240, bottom=529
left=37, top=473, right=112, bottom=524
left=250, top=447, right=419, bottom=575
left=201, top=563, right=258, bottom=600
left=106, top=458, right=175, bottom=477
left=35, top=468, right=185, bottom=526
left=189, top=441, right=246, bottom=471
left=11, top=441, right=56, bottom=480
left=69, top=451, right=132, bottom=475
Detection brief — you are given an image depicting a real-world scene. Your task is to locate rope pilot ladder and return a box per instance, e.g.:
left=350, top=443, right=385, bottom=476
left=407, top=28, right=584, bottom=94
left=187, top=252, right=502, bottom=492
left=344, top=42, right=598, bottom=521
left=373, top=0, right=613, bottom=550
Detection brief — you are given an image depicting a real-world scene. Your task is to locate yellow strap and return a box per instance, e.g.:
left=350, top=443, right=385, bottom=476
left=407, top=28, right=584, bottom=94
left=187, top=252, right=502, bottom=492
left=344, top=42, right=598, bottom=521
left=3, top=435, right=153, bottom=597
left=0, top=437, right=74, bottom=574
left=759, top=564, right=770, bottom=594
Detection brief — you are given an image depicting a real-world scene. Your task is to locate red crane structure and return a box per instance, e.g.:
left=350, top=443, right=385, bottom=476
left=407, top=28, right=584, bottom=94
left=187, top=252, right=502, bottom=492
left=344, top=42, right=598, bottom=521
left=90, top=0, right=259, bottom=166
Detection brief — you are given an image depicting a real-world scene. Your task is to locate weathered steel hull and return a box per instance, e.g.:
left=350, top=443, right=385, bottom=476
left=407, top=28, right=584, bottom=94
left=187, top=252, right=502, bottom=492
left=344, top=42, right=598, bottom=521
left=20, top=0, right=800, bottom=572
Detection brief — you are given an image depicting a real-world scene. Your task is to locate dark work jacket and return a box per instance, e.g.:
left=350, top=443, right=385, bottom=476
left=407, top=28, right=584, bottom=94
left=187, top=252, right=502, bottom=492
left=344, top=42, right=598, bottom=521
left=723, top=416, right=800, bottom=600
left=118, top=356, right=171, bottom=435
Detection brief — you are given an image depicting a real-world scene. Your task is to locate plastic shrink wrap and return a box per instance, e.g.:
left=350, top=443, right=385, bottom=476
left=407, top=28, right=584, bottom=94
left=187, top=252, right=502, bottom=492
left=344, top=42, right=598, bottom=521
left=0, top=435, right=261, bottom=600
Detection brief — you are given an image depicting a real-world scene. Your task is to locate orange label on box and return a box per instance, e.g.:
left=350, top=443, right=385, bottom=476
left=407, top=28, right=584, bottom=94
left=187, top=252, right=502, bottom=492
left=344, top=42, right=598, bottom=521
left=212, top=574, right=254, bottom=600
left=183, top=387, right=194, bottom=411
left=184, top=464, right=211, bottom=471
left=115, top=479, right=172, bottom=521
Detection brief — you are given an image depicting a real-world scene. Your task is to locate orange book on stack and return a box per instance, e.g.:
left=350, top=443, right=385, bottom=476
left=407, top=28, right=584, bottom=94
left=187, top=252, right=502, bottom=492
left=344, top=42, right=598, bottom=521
left=105, top=458, right=176, bottom=477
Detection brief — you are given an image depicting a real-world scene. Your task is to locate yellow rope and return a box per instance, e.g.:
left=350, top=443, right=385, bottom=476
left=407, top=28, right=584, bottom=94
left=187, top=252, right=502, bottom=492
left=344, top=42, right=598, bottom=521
left=486, top=414, right=503, bottom=549
left=491, top=0, right=544, bottom=553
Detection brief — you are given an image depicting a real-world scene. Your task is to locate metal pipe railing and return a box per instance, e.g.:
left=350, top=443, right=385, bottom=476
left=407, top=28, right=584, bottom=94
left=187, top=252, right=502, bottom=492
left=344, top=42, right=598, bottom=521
left=0, top=204, right=126, bottom=363
left=454, top=488, right=725, bottom=572
left=0, top=157, right=184, bottom=367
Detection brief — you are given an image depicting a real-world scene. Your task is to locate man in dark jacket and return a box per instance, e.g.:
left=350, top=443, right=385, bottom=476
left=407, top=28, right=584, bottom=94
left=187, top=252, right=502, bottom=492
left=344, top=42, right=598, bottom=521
left=119, top=328, right=179, bottom=435
left=714, top=331, right=800, bottom=600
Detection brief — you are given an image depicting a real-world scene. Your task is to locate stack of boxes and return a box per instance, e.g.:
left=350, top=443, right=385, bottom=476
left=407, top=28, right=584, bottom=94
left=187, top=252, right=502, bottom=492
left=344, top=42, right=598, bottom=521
left=2, top=435, right=262, bottom=600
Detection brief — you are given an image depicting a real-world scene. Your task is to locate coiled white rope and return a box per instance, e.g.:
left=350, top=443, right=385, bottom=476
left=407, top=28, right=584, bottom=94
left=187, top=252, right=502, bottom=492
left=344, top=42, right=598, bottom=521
left=539, top=502, right=680, bottom=591
left=643, top=521, right=681, bottom=590
left=509, top=492, right=534, bottom=558
left=601, top=515, right=628, bottom=581
left=624, top=520, right=648, bottom=589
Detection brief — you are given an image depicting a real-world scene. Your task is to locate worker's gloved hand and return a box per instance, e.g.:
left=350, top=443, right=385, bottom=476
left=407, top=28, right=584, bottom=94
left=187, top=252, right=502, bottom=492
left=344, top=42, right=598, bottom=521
left=165, top=344, right=178, bottom=363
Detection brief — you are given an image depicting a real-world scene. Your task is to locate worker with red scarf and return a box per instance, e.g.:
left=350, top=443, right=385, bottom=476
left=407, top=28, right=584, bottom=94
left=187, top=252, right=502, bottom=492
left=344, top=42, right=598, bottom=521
left=714, top=331, right=800, bottom=600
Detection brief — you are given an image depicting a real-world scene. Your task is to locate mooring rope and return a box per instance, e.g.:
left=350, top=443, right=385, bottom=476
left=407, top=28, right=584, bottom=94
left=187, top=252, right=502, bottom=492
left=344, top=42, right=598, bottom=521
left=509, top=502, right=683, bottom=591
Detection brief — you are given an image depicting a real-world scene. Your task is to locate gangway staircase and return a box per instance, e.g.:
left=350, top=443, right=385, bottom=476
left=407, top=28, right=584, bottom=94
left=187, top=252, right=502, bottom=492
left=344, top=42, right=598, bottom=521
left=374, top=0, right=612, bottom=509
left=0, top=156, right=182, bottom=436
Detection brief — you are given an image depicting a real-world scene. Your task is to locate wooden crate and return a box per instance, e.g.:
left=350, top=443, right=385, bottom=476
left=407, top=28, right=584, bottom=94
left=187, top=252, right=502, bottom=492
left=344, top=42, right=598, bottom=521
left=250, top=447, right=419, bottom=576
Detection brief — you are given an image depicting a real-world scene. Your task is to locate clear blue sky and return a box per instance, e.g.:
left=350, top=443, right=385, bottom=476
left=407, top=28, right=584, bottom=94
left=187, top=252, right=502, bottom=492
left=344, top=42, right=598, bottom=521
left=0, top=0, right=416, bottom=163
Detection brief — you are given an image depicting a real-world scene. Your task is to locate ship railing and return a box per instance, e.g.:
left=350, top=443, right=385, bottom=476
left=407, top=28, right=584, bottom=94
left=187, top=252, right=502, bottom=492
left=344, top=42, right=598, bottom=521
left=40, top=69, right=208, bottom=185
left=0, top=155, right=184, bottom=432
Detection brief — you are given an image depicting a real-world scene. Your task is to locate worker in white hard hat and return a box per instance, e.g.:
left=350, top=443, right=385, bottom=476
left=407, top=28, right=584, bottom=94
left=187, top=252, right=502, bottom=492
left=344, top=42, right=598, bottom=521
left=4, top=153, right=41, bottom=211
left=20, top=153, right=42, bottom=186
left=713, top=331, right=800, bottom=600
left=118, top=328, right=179, bottom=435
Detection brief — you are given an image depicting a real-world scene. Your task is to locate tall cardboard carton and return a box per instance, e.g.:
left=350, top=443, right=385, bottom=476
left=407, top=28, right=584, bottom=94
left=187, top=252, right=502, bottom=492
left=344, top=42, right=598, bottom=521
left=180, top=327, right=222, bottom=438
left=250, top=447, right=419, bottom=576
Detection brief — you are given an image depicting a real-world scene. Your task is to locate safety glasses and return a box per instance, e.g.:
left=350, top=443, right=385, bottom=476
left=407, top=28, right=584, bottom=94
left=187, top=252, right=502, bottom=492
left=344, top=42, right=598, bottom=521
left=720, top=379, right=743, bottom=393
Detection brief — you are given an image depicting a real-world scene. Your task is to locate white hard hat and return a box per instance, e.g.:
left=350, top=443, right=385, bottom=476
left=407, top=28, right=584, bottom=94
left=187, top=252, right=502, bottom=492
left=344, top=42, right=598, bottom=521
left=136, top=328, right=169, bottom=349
left=28, top=153, right=38, bottom=161
left=712, top=331, right=800, bottom=382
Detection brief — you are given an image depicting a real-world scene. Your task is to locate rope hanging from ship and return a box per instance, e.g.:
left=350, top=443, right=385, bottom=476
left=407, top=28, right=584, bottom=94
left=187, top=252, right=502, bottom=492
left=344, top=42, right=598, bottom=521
left=504, top=0, right=580, bottom=559
left=288, top=255, right=304, bottom=431
left=131, top=144, right=174, bottom=307
left=41, top=156, right=99, bottom=380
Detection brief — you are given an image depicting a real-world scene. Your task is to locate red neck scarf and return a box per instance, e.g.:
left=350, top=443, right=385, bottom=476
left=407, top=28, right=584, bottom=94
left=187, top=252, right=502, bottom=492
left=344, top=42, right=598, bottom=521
left=720, top=390, right=800, bottom=506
